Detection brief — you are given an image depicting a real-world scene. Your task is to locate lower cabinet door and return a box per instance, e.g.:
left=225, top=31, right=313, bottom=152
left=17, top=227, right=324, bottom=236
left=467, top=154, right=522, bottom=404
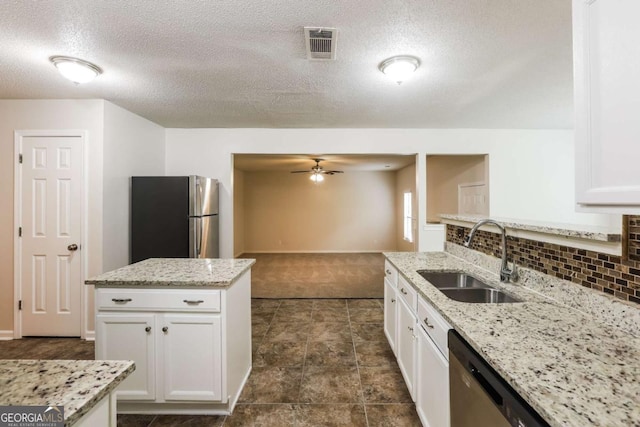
left=95, top=314, right=156, bottom=400
left=384, top=278, right=398, bottom=355
left=161, top=314, right=223, bottom=402
left=397, top=297, right=417, bottom=401
left=417, top=325, right=450, bottom=427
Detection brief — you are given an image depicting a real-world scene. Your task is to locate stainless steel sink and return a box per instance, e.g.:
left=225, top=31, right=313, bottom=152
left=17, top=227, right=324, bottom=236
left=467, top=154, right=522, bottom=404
left=440, top=288, right=521, bottom=303
left=417, top=270, right=522, bottom=303
left=417, top=271, right=492, bottom=289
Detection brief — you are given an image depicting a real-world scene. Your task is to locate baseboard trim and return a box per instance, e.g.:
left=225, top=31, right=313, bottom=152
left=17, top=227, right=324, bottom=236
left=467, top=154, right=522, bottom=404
left=84, top=330, right=95, bottom=341
left=0, top=330, right=15, bottom=340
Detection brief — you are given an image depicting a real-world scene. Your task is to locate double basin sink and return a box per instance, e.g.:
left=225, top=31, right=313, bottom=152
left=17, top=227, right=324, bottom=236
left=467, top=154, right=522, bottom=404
left=417, top=271, right=521, bottom=304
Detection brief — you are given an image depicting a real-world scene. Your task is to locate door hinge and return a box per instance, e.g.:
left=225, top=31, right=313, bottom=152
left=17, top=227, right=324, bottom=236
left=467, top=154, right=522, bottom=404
left=18, top=154, right=23, bottom=164
left=18, top=227, right=22, bottom=237
left=18, top=300, right=22, bottom=310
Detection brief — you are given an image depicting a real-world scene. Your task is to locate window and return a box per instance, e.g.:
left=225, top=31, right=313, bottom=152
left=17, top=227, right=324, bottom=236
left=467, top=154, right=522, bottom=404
left=403, top=191, right=413, bottom=242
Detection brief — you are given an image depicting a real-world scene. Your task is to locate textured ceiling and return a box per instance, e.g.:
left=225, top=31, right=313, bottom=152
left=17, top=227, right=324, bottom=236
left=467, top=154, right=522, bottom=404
left=0, top=0, right=573, bottom=129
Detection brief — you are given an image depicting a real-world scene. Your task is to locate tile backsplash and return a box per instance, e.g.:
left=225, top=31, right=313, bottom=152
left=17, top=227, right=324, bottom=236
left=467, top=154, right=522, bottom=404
left=446, top=220, right=640, bottom=305
left=628, top=215, right=640, bottom=262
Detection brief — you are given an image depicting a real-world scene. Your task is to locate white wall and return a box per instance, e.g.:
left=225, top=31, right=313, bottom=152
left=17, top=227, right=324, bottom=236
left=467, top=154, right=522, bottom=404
left=165, top=128, right=619, bottom=258
left=102, top=101, right=165, bottom=271
left=0, top=99, right=105, bottom=334
left=242, top=171, right=396, bottom=252
left=396, top=163, right=417, bottom=251
left=233, top=168, right=245, bottom=256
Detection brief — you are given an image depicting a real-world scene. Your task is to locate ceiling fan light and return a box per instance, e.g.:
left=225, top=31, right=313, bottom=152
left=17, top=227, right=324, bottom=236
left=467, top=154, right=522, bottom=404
left=310, top=173, right=324, bottom=183
left=379, top=55, right=420, bottom=84
left=50, top=56, right=102, bottom=84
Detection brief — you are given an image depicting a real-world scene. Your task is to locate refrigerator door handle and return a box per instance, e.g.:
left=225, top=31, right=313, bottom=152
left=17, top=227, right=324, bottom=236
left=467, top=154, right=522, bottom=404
left=196, top=217, right=203, bottom=257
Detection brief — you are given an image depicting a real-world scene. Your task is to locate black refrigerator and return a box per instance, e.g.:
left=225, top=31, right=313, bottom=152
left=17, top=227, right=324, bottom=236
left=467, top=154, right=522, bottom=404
left=131, top=176, right=219, bottom=263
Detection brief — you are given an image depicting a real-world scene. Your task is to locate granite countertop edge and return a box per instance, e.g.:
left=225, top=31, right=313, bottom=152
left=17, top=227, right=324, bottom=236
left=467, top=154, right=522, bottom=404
left=439, top=214, right=622, bottom=242
left=382, top=251, right=640, bottom=427
left=85, top=258, right=256, bottom=289
left=66, top=361, right=135, bottom=426
left=0, top=360, right=135, bottom=427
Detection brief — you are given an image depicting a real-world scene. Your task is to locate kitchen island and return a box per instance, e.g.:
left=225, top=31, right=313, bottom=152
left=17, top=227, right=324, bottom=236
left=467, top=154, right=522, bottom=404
left=384, top=249, right=640, bottom=427
left=0, top=359, right=134, bottom=426
left=85, top=257, right=255, bottom=415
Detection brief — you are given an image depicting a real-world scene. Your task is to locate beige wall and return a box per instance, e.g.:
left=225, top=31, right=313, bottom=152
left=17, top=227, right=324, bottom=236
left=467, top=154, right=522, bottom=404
left=233, top=168, right=245, bottom=256
left=242, top=171, right=396, bottom=252
left=426, top=155, right=487, bottom=222
left=396, top=163, right=417, bottom=251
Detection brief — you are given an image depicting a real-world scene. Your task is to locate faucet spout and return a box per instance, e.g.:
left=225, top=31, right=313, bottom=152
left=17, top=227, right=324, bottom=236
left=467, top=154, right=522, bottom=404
left=464, top=219, right=518, bottom=283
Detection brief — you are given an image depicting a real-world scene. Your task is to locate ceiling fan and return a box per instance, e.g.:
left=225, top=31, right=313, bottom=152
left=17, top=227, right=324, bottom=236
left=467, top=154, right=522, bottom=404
left=290, top=158, right=344, bottom=182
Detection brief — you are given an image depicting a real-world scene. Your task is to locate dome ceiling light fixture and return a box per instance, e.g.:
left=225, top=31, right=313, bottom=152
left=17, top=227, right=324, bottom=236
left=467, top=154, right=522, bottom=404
left=49, top=56, right=103, bottom=84
left=378, top=55, right=420, bottom=85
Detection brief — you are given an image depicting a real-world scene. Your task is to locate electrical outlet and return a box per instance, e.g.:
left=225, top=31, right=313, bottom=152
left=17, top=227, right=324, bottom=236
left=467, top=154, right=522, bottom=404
left=456, top=228, right=464, bottom=238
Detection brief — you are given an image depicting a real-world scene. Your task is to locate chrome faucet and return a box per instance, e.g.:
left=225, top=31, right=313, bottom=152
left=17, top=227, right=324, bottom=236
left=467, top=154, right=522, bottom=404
left=464, top=219, right=518, bottom=283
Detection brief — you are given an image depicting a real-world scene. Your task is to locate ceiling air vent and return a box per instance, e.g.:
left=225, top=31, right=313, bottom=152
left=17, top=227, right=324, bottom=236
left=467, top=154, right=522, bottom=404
left=304, top=27, right=337, bottom=60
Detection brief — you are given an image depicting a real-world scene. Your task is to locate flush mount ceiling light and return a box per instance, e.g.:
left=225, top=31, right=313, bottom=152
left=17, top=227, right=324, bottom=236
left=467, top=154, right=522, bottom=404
left=378, top=55, right=420, bottom=84
left=49, top=56, right=103, bottom=84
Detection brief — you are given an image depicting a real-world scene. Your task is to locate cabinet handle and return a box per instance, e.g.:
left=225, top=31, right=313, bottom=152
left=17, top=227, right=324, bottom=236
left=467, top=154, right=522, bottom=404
left=386, top=269, right=391, bottom=275
left=183, top=299, right=204, bottom=304
left=400, top=288, right=408, bottom=295
left=407, top=326, right=414, bottom=332
left=424, top=317, right=434, bottom=329
left=145, top=326, right=151, bottom=333
left=112, top=298, right=132, bottom=303
left=162, top=326, right=168, bottom=333
left=391, top=298, right=396, bottom=303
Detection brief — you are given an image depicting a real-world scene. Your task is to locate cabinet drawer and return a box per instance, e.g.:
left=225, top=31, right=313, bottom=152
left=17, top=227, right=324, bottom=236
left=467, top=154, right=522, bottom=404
left=384, top=260, right=398, bottom=287
left=417, top=296, right=451, bottom=358
left=398, top=275, right=417, bottom=313
left=97, top=289, right=221, bottom=312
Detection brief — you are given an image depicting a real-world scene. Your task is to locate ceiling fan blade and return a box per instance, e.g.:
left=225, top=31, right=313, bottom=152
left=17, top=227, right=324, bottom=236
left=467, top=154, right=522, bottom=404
left=290, top=170, right=311, bottom=174
left=322, top=170, right=344, bottom=174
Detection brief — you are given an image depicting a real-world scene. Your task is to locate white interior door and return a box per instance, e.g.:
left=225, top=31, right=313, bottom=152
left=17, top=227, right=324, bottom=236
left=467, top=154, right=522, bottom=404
left=18, top=135, right=83, bottom=336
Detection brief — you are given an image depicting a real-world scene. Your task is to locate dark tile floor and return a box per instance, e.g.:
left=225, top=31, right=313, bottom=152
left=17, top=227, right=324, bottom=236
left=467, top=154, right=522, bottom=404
left=0, top=298, right=421, bottom=426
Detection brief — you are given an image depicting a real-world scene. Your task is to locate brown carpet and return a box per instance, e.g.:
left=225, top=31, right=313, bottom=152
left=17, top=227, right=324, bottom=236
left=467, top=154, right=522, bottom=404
left=238, top=253, right=384, bottom=299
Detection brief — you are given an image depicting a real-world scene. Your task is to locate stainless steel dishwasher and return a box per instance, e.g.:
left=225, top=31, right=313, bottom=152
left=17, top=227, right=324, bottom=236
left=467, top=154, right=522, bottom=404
left=448, top=330, right=550, bottom=427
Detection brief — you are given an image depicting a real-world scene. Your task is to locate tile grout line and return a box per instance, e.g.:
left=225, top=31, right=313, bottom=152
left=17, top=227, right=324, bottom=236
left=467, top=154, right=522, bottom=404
left=347, top=300, right=370, bottom=427
left=292, top=301, right=313, bottom=426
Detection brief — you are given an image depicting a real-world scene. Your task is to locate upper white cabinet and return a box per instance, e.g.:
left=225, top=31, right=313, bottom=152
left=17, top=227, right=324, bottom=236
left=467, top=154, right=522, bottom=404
left=573, top=0, right=640, bottom=213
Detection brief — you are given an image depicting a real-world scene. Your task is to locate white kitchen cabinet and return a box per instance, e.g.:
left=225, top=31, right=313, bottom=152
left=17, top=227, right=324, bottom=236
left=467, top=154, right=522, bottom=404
left=96, top=314, right=156, bottom=400
left=384, top=278, right=398, bottom=355
left=96, top=311, right=222, bottom=403
left=94, top=269, right=252, bottom=415
left=74, top=392, right=116, bottom=427
left=416, top=297, right=452, bottom=427
left=573, top=0, right=640, bottom=213
left=396, top=296, right=417, bottom=401
left=162, top=314, right=222, bottom=402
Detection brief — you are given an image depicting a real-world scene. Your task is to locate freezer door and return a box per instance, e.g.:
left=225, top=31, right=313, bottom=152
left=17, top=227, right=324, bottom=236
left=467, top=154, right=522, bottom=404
left=189, top=176, right=219, bottom=217
left=189, top=215, right=219, bottom=258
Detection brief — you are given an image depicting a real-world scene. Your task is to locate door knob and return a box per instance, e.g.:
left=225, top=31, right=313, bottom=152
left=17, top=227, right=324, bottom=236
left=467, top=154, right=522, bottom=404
left=67, top=244, right=78, bottom=251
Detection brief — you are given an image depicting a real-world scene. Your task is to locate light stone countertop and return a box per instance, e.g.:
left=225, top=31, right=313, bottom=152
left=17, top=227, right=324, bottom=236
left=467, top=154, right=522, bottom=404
left=383, top=250, right=640, bottom=427
left=0, top=359, right=134, bottom=426
left=85, top=258, right=255, bottom=288
left=440, top=214, right=622, bottom=242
